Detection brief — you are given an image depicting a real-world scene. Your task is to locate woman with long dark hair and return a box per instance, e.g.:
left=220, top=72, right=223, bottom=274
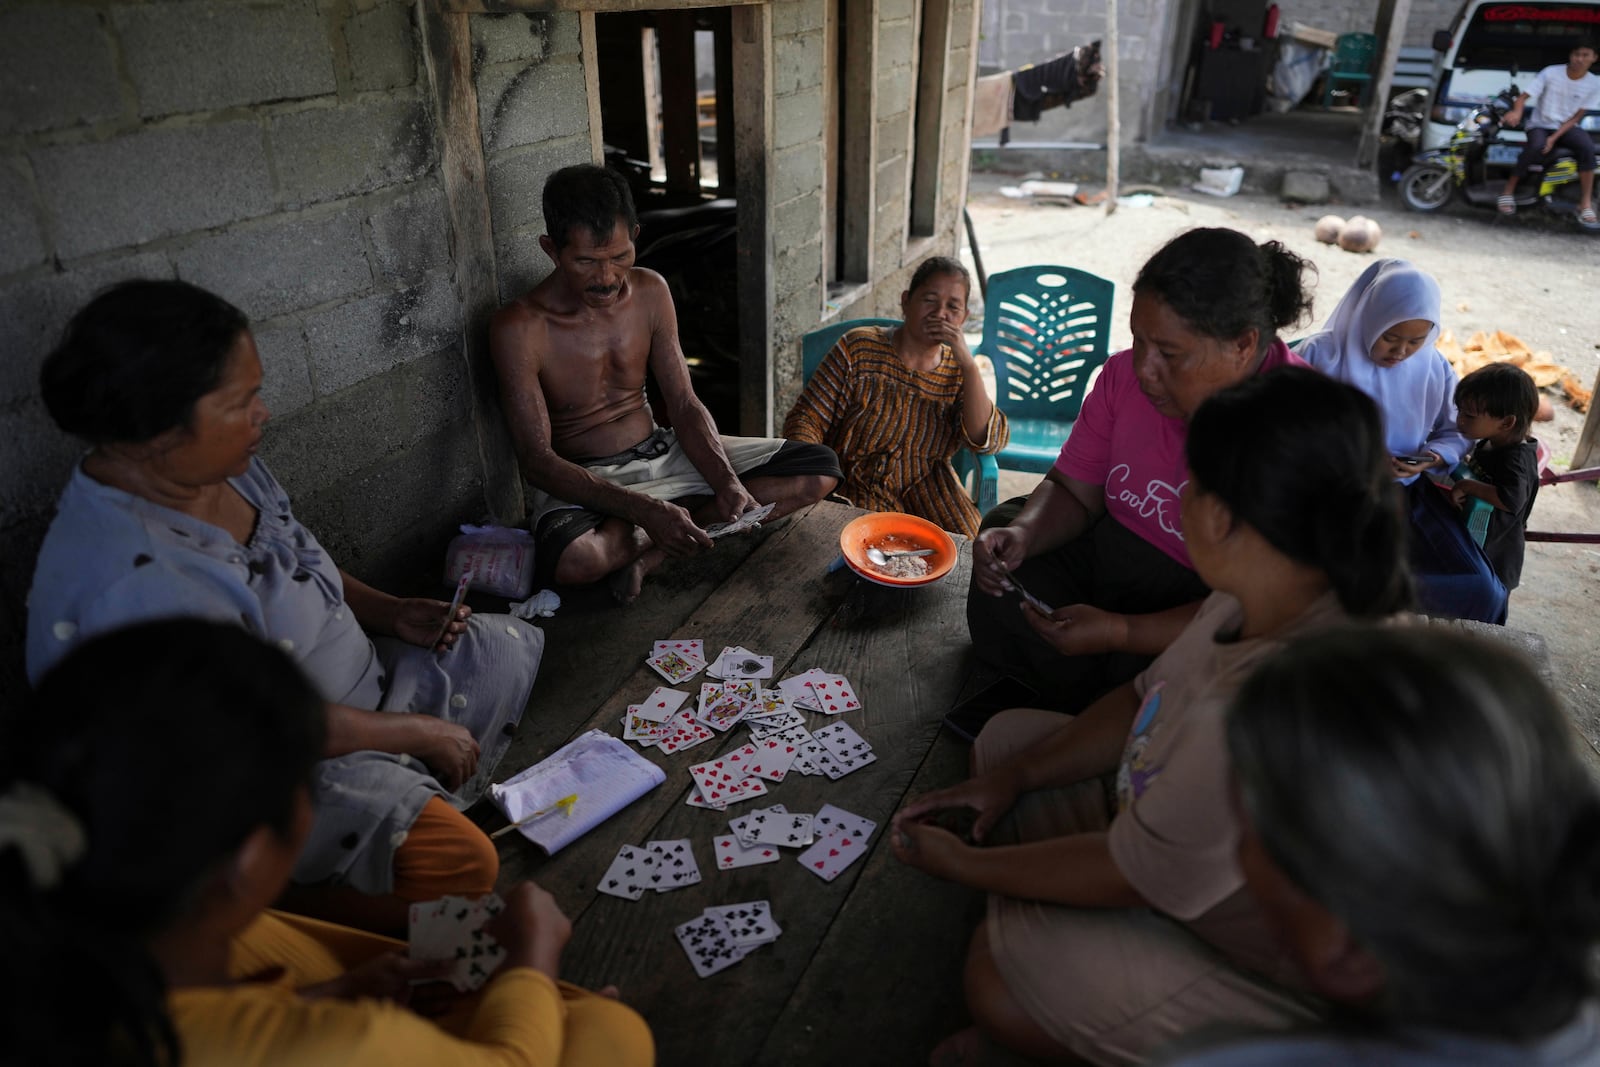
left=895, top=368, right=1412, bottom=1064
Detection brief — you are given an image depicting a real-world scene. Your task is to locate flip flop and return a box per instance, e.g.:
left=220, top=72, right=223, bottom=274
left=1580, top=207, right=1599, bottom=228
left=1497, top=195, right=1516, bottom=215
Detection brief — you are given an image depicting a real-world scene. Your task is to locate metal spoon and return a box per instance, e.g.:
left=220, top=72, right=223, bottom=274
left=865, top=546, right=936, bottom=566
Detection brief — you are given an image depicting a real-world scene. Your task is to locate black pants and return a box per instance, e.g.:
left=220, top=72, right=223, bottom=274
left=1515, top=126, right=1597, bottom=178
left=965, top=498, right=1210, bottom=714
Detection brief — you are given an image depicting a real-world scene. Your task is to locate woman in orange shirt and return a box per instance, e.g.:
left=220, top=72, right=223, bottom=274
left=784, top=257, right=1008, bottom=538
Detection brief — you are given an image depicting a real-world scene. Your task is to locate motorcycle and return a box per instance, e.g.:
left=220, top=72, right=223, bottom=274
left=1383, top=86, right=1427, bottom=150
left=1398, top=85, right=1596, bottom=230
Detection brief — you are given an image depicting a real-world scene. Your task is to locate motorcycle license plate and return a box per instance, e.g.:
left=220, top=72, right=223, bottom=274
left=1486, top=144, right=1520, bottom=166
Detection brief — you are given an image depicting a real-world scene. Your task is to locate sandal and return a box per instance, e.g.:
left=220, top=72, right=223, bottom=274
left=1580, top=206, right=1599, bottom=228
left=1497, top=195, right=1516, bottom=215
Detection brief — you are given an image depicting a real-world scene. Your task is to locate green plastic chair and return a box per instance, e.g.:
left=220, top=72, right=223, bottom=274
left=974, top=265, right=1115, bottom=475
left=799, top=318, right=999, bottom=514
left=1322, top=33, right=1378, bottom=107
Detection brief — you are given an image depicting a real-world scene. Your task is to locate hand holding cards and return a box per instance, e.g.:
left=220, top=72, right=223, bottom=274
left=408, top=892, right=507, bottom=992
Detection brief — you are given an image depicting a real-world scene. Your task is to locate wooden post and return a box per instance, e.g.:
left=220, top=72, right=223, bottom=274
left=1104, top=0, right=1120, bottom=215
left=732, top=3, right=774, bottom=435
left=416, top=0, right=525, bottom=523
left=1574, top=367, right=1600, bottom=469
left=658, top=11, right=701, bottom=193
left=581, top=12, right=605, bottom=164
left=838, top=0, right=880, bottom=282
left=908, top=0, right=952, bottom=237
left=1356, top=0, right=1411, bottom=169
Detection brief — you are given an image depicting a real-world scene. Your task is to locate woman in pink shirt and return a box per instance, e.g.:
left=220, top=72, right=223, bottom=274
left=960, top=228, right=1311, bottom=729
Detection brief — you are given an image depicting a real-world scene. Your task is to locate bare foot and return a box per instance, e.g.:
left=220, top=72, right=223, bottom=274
left=608, top=558, right=647, bottom=604
left=930, top=1027, right=993, bottom=1067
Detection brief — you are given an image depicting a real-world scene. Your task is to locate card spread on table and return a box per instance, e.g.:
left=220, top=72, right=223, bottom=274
left=656, top=710, right=716, bottom=755
left=696, top=684, right=751, bottom=732
left=777, top=668, right=829, bottom=710
left=709, top=900, right=781, bottom=946
left=645, top=838, right=702, bottom=891
left=742, top=808, right=815, bottom=848
left=813, top=803, right=878, bottom=841
left=709, top=645, right=775, bottom=681
left=635, top=686, right=690, bottom=723
left=747, top=689, right=790, bottom=718
left=714, top=833, right=782, bottom=869
left=622, top=707, right=669, bottom=746
left=673, top=910, right=749, bottom=978
left=647, top=648, right=702, bottom=685
left=408, top=892, right=508, bottom=992
left=746, top=708, right=805, bottom=738
left=596, top=843, right=658, bottom=900
left=797, top=824, right=872, bottom=882
left=812, top=721, right=871, bottom=761
left=805, top=673, right=862, bottom=715
left=739, top=736, right=801, bottom=782
left=729, top=802, right=787, bottom=845
left=654, top=639, right=705, bottom=662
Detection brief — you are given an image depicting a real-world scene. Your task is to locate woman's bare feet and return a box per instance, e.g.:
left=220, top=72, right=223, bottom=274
left=608, top=558, right=647, bottom=604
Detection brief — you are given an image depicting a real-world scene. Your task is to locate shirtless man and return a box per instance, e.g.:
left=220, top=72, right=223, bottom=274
left=490, top=165, right=841, bottom=601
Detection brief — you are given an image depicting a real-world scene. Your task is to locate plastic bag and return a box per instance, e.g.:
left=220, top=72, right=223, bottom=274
left=444, top=524, right=536, bottom=599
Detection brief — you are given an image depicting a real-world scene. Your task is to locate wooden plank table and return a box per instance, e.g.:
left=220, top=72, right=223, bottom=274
left=473, top=500, right=991, bottom=1065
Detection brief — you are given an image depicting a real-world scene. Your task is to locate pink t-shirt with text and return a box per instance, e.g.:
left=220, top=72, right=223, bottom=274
left=1052, top=340, right=1304, bottom=569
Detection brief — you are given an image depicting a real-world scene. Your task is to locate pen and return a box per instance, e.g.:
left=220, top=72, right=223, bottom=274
left=490, top=794, right=578, bottom=839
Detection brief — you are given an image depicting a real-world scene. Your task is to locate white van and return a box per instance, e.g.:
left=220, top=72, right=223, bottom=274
left=1422, top=0, right=1600, bottom=150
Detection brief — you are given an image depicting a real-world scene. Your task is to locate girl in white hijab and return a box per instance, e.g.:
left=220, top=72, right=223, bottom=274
left=1298, top=259, right=1471, bottom=485
left=1299, top=259, right=1503, bottom=623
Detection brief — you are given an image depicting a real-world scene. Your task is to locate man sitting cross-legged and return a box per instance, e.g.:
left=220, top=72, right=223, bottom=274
left=490, top=165, right=841, bottom=601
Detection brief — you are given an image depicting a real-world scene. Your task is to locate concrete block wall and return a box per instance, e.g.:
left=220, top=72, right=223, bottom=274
left=472, top=12, right=595, bottom=305
left=0, top=0, right=490, bottom=703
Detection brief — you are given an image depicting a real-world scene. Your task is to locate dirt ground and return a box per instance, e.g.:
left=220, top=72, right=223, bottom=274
left=960, top=171, right=1600, bottom=738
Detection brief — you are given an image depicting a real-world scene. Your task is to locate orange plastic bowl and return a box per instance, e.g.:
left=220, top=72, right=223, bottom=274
left=839, top=512, right=959, bottom=588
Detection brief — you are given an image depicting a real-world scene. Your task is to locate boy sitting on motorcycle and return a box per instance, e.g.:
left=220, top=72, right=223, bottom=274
left=1499, top=41, right=1600, bottom=227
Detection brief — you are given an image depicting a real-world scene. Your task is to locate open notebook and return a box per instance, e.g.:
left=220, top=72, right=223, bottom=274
left=488, top=729, right=666, bottom=854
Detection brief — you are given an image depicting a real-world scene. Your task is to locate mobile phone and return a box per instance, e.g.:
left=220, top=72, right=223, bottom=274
left=1005, top=570, right=1055, bottom=615
left=943, top=676, right=1043, bottom=743
left=1394, top=453, right=1434, bottom=466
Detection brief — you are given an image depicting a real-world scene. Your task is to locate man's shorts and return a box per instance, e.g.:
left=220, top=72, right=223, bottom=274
left=530, top=427, right=841, bottom=583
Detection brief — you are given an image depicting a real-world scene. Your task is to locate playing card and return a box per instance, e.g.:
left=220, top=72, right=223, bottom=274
left=653, top=638, right=705, bottom=663
left=622, top=707, right=667, bottom=745
left=674, top=911, right=748, bottom=978
left=704, top=501, right=774, bottom=540
left=697, top=687, right=752, bottom=732
left=742, top=736, right=801, bottom=783
left=814, top=745, right=878, bottom=779
left=713, top=833, right=783, bottom=869
left=710, top=900, right=782, bottom=946
left=656, top=710, right=716, bottom=755
left=777, top=668, right=828, bottom=710
left=715, top=646, right=774, bottom=680
left=688, top=754, right=749, bottom=798
left=647, top=648, right=703, bottom=685
left=797, top=825, right=873, bottom=882
left=408, top=893, right=507, bottom=992
left=645, top=839, right=702, bottom=891
left=795, top=740, right=828, bottom=776
left=812, top=721, right=873, bottom=762
left=746, top=708, right=806, bottom=738
left=635, top=686, right=690, bottom=723
left=746, top=689, right=790, bottom=718
left=729, top=803, right=788, bottom=845
left=721, top=774, right=770, bottom=805
left=813, top=803, right=878, bottom=841
left=746, top=810, right=815, bottom=848
left=806, top=673, right=862, bottom=715
left=596, top=844, right=657, bottom=900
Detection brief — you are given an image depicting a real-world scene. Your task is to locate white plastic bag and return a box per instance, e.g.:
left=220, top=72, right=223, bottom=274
left=444, top=524, right=536, bottom=599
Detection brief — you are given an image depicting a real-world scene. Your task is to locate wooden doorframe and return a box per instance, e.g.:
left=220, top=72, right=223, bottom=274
left=731, top=2, right=774, bottom=436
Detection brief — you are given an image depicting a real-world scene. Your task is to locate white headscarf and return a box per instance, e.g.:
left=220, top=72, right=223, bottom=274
left=1299, top=259, right=1470, bottom=474
left=1307, top=258, right=1442, bottom=383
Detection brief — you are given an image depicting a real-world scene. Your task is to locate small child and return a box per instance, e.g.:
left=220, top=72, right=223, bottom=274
left=1451, top=364, right=1541, bottom=592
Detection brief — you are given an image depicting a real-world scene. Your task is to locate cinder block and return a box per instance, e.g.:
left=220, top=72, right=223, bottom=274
left=877, top=111, right=912, bottom=162
left=773, top=30, right=824, bottom=96
left=486, top=136, right=590, bottom=239
left=253, top=317, right=315, bottom=418
left=773, top=246, right=823, bottom=303
left=772, top=144, right=823, bottom=206
left=262, top=345, right=470, bottom=496
left=0, top=160, right=47, bottom=276
left=878, top=20, right=915, bottom=67
left=773, top=0, right=825, bottom=39
left=366, top=181, right=451, bottom=284
left=33, top=123, right=274, bottom=259
left=175, top=210, right=372, bottom=321
left=877, top=72, right=913, bottom=119
left=881, top=0, right=917, bottom=24
left=0, top=6, right=123, bottom=134
left=773, top=89, right=824, bottom=152
left=0, top=398, right=82, bottom=530
left=270, top=98, right=435, bottom=209
left=478, top=59, right=589, bottom=154
left=496, top=231, right=554, bottom=306
left=0, top=255, right=174, bottom=408
left=303, top=270, right=459, bottom=396
left=114, top=0, right=336, bottom=119
left=1282, top=171, right=1331, bottom=203
left=346, top=0, right=417, bottom=94
left=772, top=190, right=823, bottom=250
left=545, top=13, right=581, bottom=59
left=471, top=12, right=549, bottom=66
